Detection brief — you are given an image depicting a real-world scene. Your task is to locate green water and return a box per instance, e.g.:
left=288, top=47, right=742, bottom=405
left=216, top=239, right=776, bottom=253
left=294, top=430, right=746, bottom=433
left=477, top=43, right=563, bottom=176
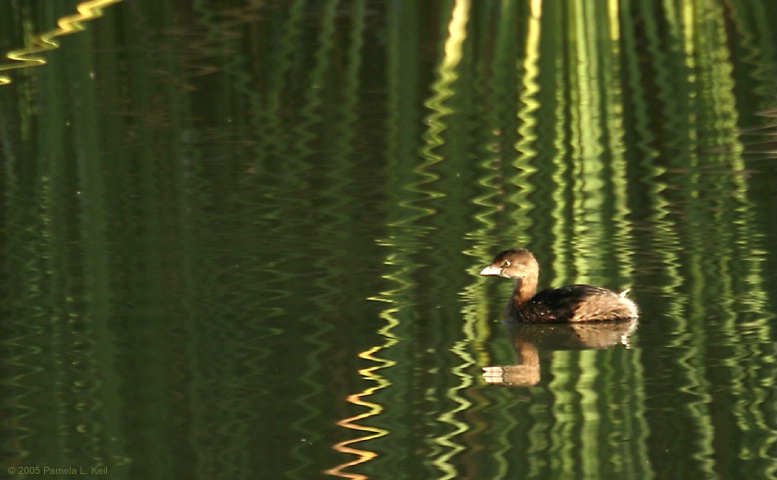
left=1, top=1, right=775, bottom=479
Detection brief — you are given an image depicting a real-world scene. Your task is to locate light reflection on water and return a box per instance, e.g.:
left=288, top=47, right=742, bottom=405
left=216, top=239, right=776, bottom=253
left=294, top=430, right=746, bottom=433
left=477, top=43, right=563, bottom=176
left=0, top=1, right=775, bottom=480
left=0, top=0, right=122, bottom=85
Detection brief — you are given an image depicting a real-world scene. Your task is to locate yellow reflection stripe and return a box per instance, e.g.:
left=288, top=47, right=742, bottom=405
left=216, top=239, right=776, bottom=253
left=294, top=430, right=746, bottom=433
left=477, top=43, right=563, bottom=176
left=325, top=307, right=398, bottom=479
left=0, top=0, right=122, bottom=85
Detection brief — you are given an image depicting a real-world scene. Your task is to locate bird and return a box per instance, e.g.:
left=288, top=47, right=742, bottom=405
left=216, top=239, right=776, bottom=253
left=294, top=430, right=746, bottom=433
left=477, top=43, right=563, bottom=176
left=480, top=248, right=638, bottom=323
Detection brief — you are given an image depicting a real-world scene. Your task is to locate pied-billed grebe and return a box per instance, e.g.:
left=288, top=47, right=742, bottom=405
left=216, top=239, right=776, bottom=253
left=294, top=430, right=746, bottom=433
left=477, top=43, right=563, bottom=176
left=480, top=248, right=638, bottom=323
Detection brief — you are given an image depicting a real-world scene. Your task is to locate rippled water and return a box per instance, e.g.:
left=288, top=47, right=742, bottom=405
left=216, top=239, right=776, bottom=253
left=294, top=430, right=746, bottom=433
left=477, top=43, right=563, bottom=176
left=1, top=1, right=775, bottom=479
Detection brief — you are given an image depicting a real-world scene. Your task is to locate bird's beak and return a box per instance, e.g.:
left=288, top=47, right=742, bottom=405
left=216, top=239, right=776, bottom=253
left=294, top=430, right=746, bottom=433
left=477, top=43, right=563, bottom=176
left=480, top=265, right=502, bottom=276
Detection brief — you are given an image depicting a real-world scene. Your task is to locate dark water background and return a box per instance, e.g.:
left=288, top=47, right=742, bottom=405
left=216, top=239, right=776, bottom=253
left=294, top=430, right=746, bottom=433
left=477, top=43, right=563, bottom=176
left=1, top=1, right=775, bottom=479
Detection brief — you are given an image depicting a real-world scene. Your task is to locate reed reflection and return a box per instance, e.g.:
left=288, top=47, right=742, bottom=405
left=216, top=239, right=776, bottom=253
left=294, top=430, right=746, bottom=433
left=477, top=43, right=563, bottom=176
left=0, top=0, right=122, bottom=85
left=483, top=318, right=637, bottom=387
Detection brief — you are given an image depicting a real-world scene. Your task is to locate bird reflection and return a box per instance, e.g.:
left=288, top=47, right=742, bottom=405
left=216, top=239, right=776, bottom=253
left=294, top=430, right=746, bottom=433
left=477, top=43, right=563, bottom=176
left=483, top=319, right=638, bottom=387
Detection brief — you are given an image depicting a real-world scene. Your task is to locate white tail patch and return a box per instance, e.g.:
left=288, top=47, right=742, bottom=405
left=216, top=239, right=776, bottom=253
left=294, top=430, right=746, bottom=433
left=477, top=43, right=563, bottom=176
left=619, top=288, right=631, bottom=298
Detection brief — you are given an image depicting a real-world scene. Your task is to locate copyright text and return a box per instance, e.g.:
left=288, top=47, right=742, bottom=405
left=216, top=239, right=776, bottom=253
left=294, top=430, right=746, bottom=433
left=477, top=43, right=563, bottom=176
left=8, top=466, right=109, bottom=475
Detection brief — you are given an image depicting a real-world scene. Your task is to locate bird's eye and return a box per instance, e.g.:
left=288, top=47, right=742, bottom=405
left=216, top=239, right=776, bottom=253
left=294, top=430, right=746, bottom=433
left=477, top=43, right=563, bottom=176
left=502, top=260, right=511, bottom=268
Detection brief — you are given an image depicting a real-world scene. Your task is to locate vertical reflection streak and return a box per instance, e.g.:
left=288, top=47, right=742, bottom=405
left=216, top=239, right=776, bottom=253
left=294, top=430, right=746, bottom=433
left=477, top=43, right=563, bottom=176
left=324, top=308, right=398, bottom=479
left=431, top=340, right=475, bottom=480
left=0, top=0, right=123, bottom=85
left=421, top=2, right=473, bottom=478
left=569, top=0, right=605, bottom=283
left=419, top=0, right=471, bottom=216
left=577, top=353, right=601, bottom=479
left=548, top=353, right=577, bottom=476
left=280, top=2, right=340, bottom=478
left=549, top=0, right=572, bottom=283
left=324, top=1, right=398, bottom=479
left=602, top=0, right=636, bottom=286
left=510, top=0, right=541, bottom=236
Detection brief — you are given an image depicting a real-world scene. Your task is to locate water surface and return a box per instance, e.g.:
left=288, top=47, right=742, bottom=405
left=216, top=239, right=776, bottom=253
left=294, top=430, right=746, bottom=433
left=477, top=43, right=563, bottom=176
left=1, top=1, right=775, bottom=479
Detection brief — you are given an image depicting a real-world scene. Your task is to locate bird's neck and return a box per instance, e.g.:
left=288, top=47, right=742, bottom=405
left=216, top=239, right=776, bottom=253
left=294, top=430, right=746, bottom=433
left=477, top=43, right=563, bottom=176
left=512, top=275, right=538, bottom=308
